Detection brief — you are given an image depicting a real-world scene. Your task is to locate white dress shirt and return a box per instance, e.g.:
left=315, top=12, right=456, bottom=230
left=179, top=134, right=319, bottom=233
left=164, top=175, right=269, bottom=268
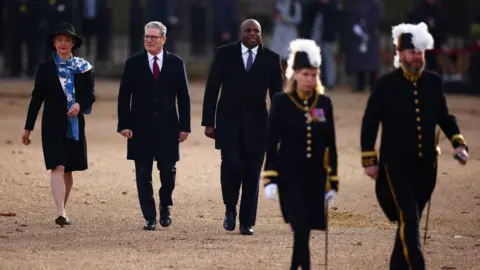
left=241, top=43, right=258, bottom=69
left=147, top=51, right=163, bottom=73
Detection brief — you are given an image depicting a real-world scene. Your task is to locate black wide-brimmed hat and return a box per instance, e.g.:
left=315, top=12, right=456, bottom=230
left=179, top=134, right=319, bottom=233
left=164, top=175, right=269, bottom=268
left=47, top=23, right=83, bottom=49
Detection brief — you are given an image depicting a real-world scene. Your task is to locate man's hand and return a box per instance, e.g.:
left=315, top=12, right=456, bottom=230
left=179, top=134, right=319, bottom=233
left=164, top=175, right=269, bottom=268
left=22, top=129, right=31, bottom=145
left=453, top=146, right=468, bottom=165
left=179, top=132, right=189, bottom=142
left=120, top=129, right=133, bottom=139
left=67, top=103, right=80, bottom=117
left=364, top=165, right=379, bottom=180
left=204, top=126, right=216, bottom=139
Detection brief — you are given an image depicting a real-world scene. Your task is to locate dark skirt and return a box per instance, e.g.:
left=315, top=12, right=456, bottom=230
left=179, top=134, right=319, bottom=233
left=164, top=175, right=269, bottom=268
left=278, top=160, right=328, bottom=231
left=42, top=136, right=88, bottom=172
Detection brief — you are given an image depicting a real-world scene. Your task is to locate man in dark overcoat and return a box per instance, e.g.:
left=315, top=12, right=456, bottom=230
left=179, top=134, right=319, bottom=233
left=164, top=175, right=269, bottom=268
left=360, top=22, right=469, bottom=270
left=117, top=21, right=191, bottom=231
left=201, top=19, right=284, bottom=235
left=345, top=0, right=382, bottom=92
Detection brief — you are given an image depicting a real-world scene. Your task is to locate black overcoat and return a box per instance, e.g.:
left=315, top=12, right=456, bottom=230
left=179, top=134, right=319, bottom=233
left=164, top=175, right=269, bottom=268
left=117, top=50, right=191, bottom=162
left=201, top=42, right=284, bottom=152
left=24, top=59, right=95, bottom=171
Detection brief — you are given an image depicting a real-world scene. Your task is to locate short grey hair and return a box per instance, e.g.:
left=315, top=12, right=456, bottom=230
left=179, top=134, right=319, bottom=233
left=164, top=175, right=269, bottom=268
left=144, top=21, right=167, bottom=37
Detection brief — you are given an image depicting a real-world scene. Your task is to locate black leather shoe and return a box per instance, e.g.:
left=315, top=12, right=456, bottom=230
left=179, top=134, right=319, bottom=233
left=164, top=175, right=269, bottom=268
left=240, top=226, right=254, bottom=235
left=55, top=216, right=72, bottom=227
left=223, top=210, right=236, bottom=231
left=159, top=206, right=172, bottom=227
left=143, top=220, right=156, bottom=231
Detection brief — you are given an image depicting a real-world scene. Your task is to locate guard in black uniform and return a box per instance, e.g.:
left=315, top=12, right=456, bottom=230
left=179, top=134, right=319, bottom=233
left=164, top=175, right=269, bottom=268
left=262, top=39, right=339, bottom=270
left=360, top=22, right=469, bottom=270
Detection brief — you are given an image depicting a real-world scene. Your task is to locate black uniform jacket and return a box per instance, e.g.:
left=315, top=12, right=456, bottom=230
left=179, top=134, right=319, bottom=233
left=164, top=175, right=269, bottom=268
left=117, top=49, right=191, bottom=162
left=201, top=41, right=283, bottom=152
left=262, top=91, right=339, bottom=229
left=360, top=67, right=467, bottom=167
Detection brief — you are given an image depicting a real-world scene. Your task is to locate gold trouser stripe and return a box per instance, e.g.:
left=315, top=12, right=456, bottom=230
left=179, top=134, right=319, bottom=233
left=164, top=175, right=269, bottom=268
left=385, top=164, right=413, bottom=270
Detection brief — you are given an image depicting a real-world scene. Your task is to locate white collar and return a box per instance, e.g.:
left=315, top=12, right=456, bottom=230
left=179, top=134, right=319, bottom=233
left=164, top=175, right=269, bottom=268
left=241, top=43, right=259, bottom=55
left=147, top=50, right=163, bottom=61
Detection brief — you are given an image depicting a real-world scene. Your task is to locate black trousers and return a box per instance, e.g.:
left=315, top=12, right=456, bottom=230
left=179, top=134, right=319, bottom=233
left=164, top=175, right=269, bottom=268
left=355, top=71, right=377, bottom=91
left=290, top=229, right=311, bottom=270
left=381, top=160, right=436, bottom=270
left=220, top=129, right=264, bottom=227
left=134, top=159, right=176, bottom=221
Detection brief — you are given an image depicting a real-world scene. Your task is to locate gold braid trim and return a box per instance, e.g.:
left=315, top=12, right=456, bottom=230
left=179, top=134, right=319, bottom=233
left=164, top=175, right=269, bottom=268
left=263, top=170, right=278, bottom=178
left=287, top=92, right=320, bottom=112
left=450, top=134, right=465, bottom=146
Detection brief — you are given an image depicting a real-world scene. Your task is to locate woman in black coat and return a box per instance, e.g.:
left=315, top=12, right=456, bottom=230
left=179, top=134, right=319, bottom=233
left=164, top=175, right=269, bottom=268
left=262, top=39, right=339, bottom=270
left=21, top=23, right=95, bottom=227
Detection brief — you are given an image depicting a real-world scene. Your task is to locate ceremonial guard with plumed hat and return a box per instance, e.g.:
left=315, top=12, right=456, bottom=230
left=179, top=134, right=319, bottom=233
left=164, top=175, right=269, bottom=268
left=360, top=22, right=469, bottom=270
left=262, top=39, right=339, bottom=270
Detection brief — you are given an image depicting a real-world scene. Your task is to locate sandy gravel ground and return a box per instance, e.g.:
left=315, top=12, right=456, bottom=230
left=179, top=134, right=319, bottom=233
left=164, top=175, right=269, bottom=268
left=0, top=80, right=479, bottom=270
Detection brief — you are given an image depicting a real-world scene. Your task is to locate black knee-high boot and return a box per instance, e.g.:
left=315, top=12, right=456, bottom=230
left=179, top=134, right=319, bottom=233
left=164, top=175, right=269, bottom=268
left=290, top=229, right=311, bottom=270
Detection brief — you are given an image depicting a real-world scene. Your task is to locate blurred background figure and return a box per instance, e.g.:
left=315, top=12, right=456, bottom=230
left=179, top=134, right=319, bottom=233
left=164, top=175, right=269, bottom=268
left=81, top=0, right=98, bottom=58
left=301, top=0, right=342, bottom=90
left=148, top=0, right=177, bottom=53
left=407, top=0, right=447, bottom=74
left=345, top=0, right=382, bottom=92
left=8, top=0, right=50, bottom=78
left=468, top=13, right=480, bottom=94
left=269, top=0, right=302, bottom=82
left=212, top=0, right=238, bottom=51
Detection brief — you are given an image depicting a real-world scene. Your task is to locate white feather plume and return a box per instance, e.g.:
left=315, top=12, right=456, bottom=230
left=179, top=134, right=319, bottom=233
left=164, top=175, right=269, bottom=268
left=391, top=22, right=434, bottom=68
left=285, top=39, right=322, bottom=80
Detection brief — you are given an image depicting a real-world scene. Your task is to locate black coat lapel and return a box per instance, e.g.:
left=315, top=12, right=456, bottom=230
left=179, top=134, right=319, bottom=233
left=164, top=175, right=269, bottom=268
left=235, top=42, right=247, bottom=75
left=248, top=44, right=265, bottom=74
left=142, top=50, right=158, bottom=86
left=157, top=49, right=170, bottom=84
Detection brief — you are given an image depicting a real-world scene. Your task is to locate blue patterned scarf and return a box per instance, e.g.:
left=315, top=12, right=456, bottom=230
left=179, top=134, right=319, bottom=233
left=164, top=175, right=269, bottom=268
left=53, top=53, right=93, bottom=141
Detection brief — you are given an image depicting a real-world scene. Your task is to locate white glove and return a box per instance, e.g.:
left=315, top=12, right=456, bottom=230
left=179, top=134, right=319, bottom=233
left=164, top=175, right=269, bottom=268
left=453, top=146, right=468, bottom=165
left=353, top=24, right=364, bottom=36
left=325, top=190, right=337, bottom=209
left=264, top=184, right=278, bottom=201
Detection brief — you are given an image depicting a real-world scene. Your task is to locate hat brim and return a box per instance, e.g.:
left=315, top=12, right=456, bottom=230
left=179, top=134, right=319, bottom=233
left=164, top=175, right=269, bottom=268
left=48, top=31, right=83, bottom=49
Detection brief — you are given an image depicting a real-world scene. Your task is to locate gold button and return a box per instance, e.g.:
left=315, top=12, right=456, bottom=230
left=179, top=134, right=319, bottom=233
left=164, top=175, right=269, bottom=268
left=418, top=135, right=422, bottom=139
left=418, top=152, right=423, bottom=157
left=304, top=106, right=309, bottom=111
left=417, top=126, right=421, bottom=131
left=306, top=126, right=312, bottom=131
left=303, top=100, right=308, bottom=105
left=418, top=144, right=422, bottom=148
left=415, top=99, right=419, bottom=104
left=306, top=119, right=312, bottom=124
left=307, top=146, right=312, bottom=151
left=306, top=153, right=312, bottom=158
left=307, top=139, right=312, bottom=145
left=414, top=90, right=418, bottom=95
left=416, top=117, right=421, bottom=122
left=307, top=133, right=312, bottom=138
left=413, top=82, right=417, bottom=87
left=415, top=108, right=420, bottom=113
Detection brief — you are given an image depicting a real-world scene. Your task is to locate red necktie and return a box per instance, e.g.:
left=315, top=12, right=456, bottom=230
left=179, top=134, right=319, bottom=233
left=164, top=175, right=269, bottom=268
left=153, top=56, right=160, bottom=80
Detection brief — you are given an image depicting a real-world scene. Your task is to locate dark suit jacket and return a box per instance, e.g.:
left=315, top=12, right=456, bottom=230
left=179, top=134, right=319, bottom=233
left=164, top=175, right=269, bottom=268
left=117, top=49, right=191, bottom=162
left=24, top=59, right=95, bottom=169
left=201, top=42, right=283, bottom=152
